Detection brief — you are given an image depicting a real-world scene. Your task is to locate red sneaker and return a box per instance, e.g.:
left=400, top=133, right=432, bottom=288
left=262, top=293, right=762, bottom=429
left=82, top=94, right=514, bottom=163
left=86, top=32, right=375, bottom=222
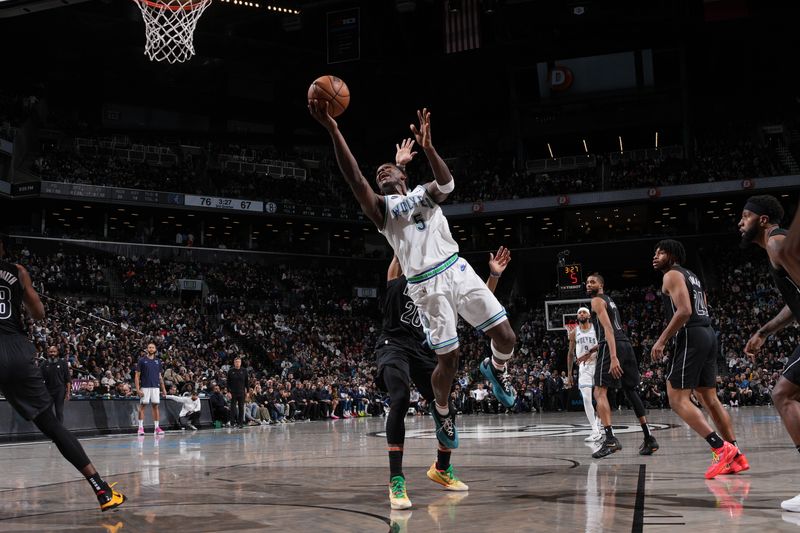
left=705, top=442, right=738, bottom=480
left=733, top=453, right=750, bottom=472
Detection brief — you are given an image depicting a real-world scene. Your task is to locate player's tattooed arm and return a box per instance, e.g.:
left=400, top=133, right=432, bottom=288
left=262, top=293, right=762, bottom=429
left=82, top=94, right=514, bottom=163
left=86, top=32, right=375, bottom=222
left=778, top=202, right=800, bottom=283
left=745, top=305, right=796, bottom=359
left=567, top=327, right=576, bottom=387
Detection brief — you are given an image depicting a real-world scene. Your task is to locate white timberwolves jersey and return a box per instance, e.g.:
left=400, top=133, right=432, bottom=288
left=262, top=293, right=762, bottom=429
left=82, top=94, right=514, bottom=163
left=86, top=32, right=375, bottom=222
left=575, top=324, right=598, bottom=363
left=379, top=184, right=459, bottom=278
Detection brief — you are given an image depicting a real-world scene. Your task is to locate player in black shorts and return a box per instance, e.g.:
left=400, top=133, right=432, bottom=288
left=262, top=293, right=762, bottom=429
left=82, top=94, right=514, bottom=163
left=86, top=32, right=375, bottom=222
left=0, top=233, right=125, bottom=511
left=651, top=239, right=747, bottom=479
left=586, top=273, right=658, bottom=459
left=381, top=246, right=510, bottom=510
left=737, top=196, right=800, bottom=511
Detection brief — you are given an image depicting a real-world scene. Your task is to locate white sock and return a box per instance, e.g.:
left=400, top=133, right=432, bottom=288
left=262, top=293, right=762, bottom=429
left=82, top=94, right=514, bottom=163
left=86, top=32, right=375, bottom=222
left=138, top=420, right=144, bottom=429
left=154, top=421, right=159, bottom=430
left=435, top=402, right=450, bottom=416
left=580, top=388, right=596, bottom=428
left=490, top=341, right=513, bottom=370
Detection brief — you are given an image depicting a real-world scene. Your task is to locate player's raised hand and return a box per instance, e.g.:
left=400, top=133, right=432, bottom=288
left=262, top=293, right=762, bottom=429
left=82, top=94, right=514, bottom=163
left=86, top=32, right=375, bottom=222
left=395, top=138, right=417, bottom=167
left=489, top=246, right=511, bottom=276
left=410, top=108, right=432, bottom=150
left=308, top=99, right=338, bottom=132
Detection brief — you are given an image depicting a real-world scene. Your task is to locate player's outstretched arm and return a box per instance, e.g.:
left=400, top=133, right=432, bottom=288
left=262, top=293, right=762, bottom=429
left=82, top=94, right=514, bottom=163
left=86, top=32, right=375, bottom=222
left=651, top=270, right=691, bottom=361
left=17, top=265, right=44, bottom=320
left=308, top=99, right=385, bottom=228
left=410, top=108, right=454, bottom=203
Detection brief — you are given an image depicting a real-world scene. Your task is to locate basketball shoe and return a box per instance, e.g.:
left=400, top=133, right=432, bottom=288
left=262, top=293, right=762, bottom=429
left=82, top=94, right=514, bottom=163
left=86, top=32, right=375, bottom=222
left=782, top=493, right=800, bottom=513
left=479, top=358, right=517, bottom=408
left=427, top=463, right=469, bottom=491
left=98, top=482, right=126, bottom=512
left=430, top=402, right=459, bottom=449
left=705, top=441, right=738, bottom=479
left=592, top=436, right=622, bottom=459
left=389, top=476, right=412, bottom=510
left=639, top=435, right=659, bottom=455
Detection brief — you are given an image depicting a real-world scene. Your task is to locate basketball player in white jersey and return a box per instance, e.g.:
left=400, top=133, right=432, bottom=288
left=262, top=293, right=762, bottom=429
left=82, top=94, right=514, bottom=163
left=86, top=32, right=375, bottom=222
left=567, top=307, right=602, bottom=441
left=308, top=102, right=517, bottom=450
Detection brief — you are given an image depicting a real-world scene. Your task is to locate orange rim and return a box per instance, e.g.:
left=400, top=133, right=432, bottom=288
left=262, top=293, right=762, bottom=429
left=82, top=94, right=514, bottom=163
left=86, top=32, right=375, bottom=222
left=136, top=0, right=209, bottom=11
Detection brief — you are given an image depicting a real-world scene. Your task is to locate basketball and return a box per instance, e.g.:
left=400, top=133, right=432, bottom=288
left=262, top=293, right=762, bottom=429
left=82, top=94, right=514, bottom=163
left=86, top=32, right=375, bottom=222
left=307, top=75, right=350, bottom=117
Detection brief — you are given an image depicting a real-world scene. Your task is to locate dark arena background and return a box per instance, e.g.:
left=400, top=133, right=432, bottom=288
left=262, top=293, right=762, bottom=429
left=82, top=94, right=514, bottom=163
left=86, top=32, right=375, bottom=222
left=1, top=0, right=799, bottom=531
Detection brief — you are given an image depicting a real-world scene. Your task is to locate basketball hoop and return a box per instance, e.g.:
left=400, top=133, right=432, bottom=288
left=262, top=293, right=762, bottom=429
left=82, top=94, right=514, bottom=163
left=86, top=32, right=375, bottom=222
left=133, top=0, right=212, bottom=64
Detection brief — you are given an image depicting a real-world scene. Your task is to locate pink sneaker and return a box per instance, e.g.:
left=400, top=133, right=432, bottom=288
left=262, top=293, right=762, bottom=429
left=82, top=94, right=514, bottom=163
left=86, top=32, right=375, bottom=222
left=331, top=415, right=340, bottom=420
left=137, top=427, right=145, bottom=436
left=154, top=427, right=165, bottom=436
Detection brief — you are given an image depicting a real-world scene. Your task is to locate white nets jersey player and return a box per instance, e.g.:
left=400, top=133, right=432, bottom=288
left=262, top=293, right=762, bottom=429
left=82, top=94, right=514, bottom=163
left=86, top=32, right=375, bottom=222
left=380, top=185, right=508, bottom=355
left=575, top=322, right=598, bottom=388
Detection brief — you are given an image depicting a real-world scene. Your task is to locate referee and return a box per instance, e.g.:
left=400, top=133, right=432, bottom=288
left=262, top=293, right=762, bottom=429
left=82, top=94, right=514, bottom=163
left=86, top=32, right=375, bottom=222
left=41, top=345, right=71, bottom=423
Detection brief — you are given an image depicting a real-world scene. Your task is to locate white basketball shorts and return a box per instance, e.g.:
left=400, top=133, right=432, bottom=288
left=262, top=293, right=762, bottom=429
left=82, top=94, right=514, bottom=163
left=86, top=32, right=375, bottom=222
left=406, top=255, right=508, bottom=355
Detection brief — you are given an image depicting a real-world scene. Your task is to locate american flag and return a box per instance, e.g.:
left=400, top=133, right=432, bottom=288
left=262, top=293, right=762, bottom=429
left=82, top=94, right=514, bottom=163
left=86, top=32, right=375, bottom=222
left=444, top=0, right=481, bottom=54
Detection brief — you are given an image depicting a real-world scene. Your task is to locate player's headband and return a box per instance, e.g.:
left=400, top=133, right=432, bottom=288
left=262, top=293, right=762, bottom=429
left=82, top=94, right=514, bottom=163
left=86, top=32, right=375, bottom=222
left=577, top=307, right=591, bottom=315
left=743, top=201, right=767, bottom=216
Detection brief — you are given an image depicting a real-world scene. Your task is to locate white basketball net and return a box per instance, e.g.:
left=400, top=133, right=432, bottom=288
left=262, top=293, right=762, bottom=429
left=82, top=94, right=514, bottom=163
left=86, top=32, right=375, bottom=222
left=133, top=0, right=212, bottom=64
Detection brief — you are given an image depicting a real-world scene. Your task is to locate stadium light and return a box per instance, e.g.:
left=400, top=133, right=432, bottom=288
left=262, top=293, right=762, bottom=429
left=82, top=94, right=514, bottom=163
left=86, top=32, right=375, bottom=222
left=618, top=136, right=623, bottom=153
left=547, top=142, right=554, bottom=159
left=582, top=139, right=588, bottom=153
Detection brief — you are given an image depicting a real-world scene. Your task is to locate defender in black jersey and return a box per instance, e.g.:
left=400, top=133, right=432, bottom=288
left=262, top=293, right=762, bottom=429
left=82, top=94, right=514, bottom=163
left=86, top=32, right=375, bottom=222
left=0, top=234, right=125, bottom=511
left=737, top=196, right=800, bottom=511
left=381, top=246, right=510, bottom=510
left=652, top=239, right=745, bottom=479
left=586, top=273, right=658, bottom=459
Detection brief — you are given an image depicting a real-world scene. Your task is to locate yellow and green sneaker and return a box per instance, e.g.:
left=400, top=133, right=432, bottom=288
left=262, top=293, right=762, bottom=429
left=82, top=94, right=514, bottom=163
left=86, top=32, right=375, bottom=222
left=389, top=476, right=412, bottom=510
left=427, top=463, right=469, bottom=491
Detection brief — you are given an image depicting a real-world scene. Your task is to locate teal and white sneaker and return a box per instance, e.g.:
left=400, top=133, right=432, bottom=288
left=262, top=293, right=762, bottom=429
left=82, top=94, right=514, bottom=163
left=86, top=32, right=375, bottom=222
left=430, top=402, right=459, bottom=449
left=479, top=357, right=517, bottom=408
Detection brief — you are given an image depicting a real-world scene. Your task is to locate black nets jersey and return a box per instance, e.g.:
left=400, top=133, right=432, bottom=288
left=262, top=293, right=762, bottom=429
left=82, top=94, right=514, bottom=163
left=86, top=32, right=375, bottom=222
left=769, top=228, right=800, bottom=322
left=0, top=260, right=24, bottom=337
left=662, top=265, right=712, bottom=328
left=376, top=276, right=432, bottom=356
left=592, top=294, right=629, bottom=344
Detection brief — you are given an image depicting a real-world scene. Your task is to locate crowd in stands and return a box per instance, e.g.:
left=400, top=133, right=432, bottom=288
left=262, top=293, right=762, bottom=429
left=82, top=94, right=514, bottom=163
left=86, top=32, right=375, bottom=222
left=6, top=240, right=794, bottom=429
left=26, top=128, right=788, bottom=209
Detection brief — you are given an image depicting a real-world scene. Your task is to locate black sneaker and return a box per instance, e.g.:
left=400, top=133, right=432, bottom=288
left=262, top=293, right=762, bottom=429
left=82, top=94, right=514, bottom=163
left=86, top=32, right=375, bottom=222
left=639, top=435, right=659, bottom=455
left=592, top=436, right=622, bottom=459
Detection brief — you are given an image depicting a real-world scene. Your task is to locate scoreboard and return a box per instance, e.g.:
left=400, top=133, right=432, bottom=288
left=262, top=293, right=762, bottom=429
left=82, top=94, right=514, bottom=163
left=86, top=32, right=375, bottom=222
left=557, top=263, right=583, bottom=295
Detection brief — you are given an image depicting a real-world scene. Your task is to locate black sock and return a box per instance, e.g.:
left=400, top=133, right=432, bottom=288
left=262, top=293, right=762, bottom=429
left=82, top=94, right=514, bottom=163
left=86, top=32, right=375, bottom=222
left=604, top=425, right=614, bottom=439
left=641, top=423, right=651, bottom=438
left=389, top=449, right=403, bottom=479
left=436, top=449, right=452, bottom=471
left=87, top=473, right=109, bottom=496
left=705, top=432, right=724, bottom=449
left=796, top=445, right=800, bottom=454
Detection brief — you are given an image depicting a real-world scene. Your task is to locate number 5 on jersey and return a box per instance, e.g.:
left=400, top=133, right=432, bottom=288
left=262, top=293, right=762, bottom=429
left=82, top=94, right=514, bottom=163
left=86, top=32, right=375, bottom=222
left=412, top=214, right=426, bottom=231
